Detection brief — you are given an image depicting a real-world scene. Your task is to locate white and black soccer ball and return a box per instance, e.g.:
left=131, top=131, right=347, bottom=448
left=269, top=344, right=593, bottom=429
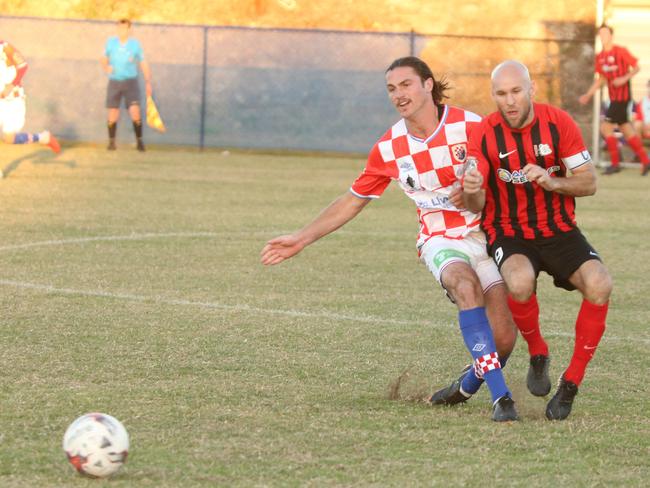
left=62, top=412, right=129, bottom=478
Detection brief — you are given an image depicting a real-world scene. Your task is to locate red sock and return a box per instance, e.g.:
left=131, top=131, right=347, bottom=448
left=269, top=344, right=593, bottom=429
left=507, top=294, right=548, bottom=357
left=606, top=136, right=620, bottom=166
left=627, top=135, right=649, bottom=164
left=563, top=299, right=608, bottom=386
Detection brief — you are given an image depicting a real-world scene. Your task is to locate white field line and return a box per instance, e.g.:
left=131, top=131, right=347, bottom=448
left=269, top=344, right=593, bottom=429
left=0, top=233, right=645, bottom=345
left=0, top=278, right=645, bottom=345
left=0, top=232, right=220, bottom=252
left=0, top=230, right=405, bottom=253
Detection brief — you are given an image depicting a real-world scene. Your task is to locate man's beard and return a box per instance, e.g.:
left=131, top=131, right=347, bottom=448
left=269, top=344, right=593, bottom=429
left=502, top=103, right=532, bottom=129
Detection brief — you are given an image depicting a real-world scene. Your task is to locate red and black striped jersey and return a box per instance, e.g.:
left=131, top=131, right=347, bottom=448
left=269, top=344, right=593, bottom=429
left=468, top=103, right=591, bottom=245
left=595, top=45, right=638, bottom=102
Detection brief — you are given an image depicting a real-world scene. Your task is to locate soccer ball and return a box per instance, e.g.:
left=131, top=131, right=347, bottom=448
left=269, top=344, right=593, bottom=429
left=62, top=413, right=129, bottom=478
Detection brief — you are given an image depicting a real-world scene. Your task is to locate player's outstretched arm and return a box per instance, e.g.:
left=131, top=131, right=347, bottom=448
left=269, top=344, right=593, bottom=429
left=579, top=77, right=605, bottom=104
left=260, top=191, right=371, bottom=266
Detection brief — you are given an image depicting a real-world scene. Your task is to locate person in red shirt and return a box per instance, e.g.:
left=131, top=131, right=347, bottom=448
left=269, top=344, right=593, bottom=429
left=579, top=24, right=649, bottom=175
left=633, top=79, right=650, bottom=140
left=463, top=60, right=612, bottom=421
left=261, top=56, right=519, bottom=422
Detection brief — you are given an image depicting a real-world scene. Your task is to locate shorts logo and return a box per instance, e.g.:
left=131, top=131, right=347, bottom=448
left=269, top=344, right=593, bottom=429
left=472, top=343, right=486, bottom=352
left=451, top=143, right=467, bottom=164
left=432, top=249, right=471, bottom=268
left=494, top=246, right=504, bottom=265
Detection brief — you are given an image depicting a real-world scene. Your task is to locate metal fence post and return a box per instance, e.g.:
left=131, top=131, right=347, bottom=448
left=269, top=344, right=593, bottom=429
left=199, top=26, right=208, bottom=150
left=410, top=29, right=415, bottom=56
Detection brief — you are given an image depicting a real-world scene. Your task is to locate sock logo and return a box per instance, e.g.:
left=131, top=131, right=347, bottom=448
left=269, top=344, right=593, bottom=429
left=472, top=343, right=486, bottom=352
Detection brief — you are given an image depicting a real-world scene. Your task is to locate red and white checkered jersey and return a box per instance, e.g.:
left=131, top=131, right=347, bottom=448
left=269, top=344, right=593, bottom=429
left=0, top=41, right=27, bottom=97
left=350, top=105, right=482, bottom=253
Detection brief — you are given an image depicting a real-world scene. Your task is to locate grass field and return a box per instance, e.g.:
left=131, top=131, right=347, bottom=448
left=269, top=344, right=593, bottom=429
left=0, top=144, right=648, bottom=487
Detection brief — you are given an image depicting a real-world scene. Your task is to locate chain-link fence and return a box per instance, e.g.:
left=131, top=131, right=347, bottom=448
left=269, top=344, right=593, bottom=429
left=0, top=15, right=595, bottom=153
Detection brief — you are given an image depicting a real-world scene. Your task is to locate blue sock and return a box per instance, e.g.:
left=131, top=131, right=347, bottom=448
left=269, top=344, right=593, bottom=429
left=14, top=133, right=30, bottom=144
left=460, top=354, right=509, bottom=395
left=459, top=307, right=510, bottom=403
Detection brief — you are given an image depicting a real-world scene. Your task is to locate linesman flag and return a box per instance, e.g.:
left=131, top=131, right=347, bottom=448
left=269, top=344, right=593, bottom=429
left=146, top=95, right=166, bottom=133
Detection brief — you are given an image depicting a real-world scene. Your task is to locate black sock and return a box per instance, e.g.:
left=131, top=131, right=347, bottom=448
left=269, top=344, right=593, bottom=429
left=133, top=120, right=143, bottom=140
left=108, top=121, right=117, bottom=140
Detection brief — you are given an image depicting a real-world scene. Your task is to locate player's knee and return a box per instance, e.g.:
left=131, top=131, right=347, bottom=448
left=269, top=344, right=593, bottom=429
left=583, top=267, right=613, bottom=304
left=445, top=272, right=482, bottom=308
left=506, top=275, right=535, bottom=302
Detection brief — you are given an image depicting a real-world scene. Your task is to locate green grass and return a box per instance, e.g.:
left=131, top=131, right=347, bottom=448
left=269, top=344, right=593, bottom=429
left=0, top=144, right=648, bottom=487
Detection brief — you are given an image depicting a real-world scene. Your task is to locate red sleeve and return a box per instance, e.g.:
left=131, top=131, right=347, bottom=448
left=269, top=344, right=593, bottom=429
left=620, top=46, right=638, bottom=68
left=556, top=109, right=590, bottom=169
left=4, top=43, right=27, bottom=85
left=558, top=110, right=587, bottom=157
left=349, top=143, right=392, bottom=199
left=594, top=54, right=603, bottom=76
left=466, top=122, right=490, bottom=189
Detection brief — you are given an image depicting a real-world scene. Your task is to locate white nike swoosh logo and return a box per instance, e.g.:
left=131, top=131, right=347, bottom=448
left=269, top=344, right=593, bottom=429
left=499, top=150, right=517, bottom=158
left=584, top=345, right=597, bottom=350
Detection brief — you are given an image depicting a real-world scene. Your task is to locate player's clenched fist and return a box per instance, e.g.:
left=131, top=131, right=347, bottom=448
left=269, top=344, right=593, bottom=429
left=260, top=235, right=306, bottom=265
left=463, top=168, right=483, bottom=194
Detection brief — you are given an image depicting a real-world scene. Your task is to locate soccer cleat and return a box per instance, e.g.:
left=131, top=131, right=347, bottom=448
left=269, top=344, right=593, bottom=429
left=107, top=140, right=116, bottom=151
left=492, top=395, right=519, bottom=422
left=136, top=139, right=146, bottom=152
left=46, top=132, right=61, bottom=153
left=428, top=366, right=472, bottom=406
left=642, top=164, right=650, bottom=176
left=602, top=165, right=621, bottom=175
left=545, top=376, right=578, bottom=421
left=527, top=354, right=551, bottom=397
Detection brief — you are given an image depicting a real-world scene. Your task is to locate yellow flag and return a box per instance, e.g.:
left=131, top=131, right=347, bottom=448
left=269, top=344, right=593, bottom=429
left=146, top=96, right=166, bottom=133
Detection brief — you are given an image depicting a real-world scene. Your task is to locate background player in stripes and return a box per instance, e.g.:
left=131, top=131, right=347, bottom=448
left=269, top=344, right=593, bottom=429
left=579, top=24, right=649, bottom=176
left=463, top=60, right=612, bottom=420
left=0, top=40, right=60, bottom=156
left=101, top=18, right=153, bottom=152
left=261, top=56, right=519, bottom=422
left=633, top=79, right=650, bottom=142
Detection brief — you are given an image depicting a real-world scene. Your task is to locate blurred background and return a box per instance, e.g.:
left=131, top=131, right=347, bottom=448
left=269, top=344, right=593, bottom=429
left=1, top=0, right=649, bottom=155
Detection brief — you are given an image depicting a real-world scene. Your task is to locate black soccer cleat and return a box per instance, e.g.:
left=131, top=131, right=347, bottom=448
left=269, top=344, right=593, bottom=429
left=527, top=354, right=551, bottom=397
left=428, top=365, right=472, bottom=406
left=137, top=139, right=146, bottom=152
left=602, top=165, right=621, bottom=175
left=545, top=376, right=578, bottom=421
left=492, top=395, right=519, bottom=422
left=107, top=140, right=116, bottom=151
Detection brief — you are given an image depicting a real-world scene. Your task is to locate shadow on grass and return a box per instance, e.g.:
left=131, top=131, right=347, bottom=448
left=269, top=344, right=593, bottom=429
left=1, top=147, right=76, bottom=178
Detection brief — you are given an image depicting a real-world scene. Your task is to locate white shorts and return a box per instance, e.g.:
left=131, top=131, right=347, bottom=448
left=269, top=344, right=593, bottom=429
left=0, top=94, right=26, bottom=134
left=420, top=231, right=503, bottom=293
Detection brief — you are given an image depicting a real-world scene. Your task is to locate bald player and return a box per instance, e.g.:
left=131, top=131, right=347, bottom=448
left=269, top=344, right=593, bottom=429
left=461, top=60, right=612, bottom=420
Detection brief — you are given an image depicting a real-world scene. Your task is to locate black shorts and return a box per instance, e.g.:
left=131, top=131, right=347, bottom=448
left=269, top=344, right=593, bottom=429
left=488, top=229, right=601, bottom=291
left=106, top=78, right=141, bottom=109
left=605, top=100, right=631, bottom=125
